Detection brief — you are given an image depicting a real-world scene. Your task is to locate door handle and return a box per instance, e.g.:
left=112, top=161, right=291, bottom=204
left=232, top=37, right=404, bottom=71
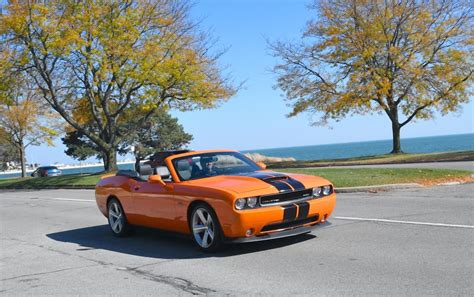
left=133, top=185, right=140, bottom=191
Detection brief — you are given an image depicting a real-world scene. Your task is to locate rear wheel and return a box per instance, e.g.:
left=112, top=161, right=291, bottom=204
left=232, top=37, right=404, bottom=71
left=107, top=198, right=130, bottom=237
left=190, top=204, right=223, bottom=252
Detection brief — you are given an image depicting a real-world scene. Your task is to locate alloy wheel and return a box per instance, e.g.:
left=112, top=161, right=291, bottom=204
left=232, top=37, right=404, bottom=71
left=192, top=208, right=215, bottom=248
left=108, top=201, right=124, bottom=234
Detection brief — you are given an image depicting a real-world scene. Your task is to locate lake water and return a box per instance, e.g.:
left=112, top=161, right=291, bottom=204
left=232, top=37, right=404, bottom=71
left=244, top=133, right=474, bottom=161
left=1, top=133, right=472, bottom=179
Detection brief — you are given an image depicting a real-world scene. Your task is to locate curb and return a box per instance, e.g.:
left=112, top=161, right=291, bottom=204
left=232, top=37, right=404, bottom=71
left=335, top=183, right=422, bottom=193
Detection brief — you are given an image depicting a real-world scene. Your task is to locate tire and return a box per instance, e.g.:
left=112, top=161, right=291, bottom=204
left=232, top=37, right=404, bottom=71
left=107, top=198, right=131, bottom=237
left=190, top=204, right=223, bottom=252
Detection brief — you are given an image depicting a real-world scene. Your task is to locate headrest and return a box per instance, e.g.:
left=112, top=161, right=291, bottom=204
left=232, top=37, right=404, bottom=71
left=177, top=160, right=191, bottom=171
left=139, top=164, right=153, bottom=176
left=156, top=166, right=170, bottom=177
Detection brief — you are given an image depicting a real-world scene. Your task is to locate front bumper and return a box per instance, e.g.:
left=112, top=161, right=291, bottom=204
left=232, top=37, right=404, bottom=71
left=224, top=220, right=319, bottom=243
left=218, top=193, right=336, bottom=239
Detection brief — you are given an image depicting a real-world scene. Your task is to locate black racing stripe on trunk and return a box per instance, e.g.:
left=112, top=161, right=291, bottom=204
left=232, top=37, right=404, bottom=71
left=282, top=204, right=297, bottom=221
left=284, top=178, right=306, bottom=191
left=296, top=202, right=310, bottom=219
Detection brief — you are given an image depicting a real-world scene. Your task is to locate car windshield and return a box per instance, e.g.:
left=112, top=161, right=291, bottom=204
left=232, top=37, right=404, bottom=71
left=172, top=152, right=260, bottom=181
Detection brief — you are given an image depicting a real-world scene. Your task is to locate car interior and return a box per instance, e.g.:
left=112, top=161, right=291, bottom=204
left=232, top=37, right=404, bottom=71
left=116, top=164, right=172, bottom=183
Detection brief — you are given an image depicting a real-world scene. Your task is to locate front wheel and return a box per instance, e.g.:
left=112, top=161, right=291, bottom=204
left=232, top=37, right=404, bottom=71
left=107, top=198, right=130, bottom=237
left=190, top=204, right=223, bottom=252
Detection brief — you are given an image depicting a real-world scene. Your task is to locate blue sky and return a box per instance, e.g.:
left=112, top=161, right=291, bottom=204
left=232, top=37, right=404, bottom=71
left=25, top=0, right=473, bottom=165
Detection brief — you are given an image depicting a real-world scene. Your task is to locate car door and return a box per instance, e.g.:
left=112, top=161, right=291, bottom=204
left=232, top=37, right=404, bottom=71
left=131, top=179, right=177, bottom=230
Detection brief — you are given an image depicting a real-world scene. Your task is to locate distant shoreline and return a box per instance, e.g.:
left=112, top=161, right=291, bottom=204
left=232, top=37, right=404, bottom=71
left=241, top=132, right=474, bottom=153
left=266, top=151, right=474, bottom=169
left=244, top=133, right=473, bottom=161
left=0, top=161, right=134, bottom=175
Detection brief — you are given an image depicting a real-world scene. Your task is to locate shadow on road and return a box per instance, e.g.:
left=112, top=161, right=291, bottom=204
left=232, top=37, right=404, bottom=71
left=46, top=224, right=318, bottom=259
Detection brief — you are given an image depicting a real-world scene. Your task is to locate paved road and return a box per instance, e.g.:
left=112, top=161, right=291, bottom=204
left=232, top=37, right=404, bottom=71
left=1, top=185, right=473, bottom=295
left=326, top=161, right=474, bottom=171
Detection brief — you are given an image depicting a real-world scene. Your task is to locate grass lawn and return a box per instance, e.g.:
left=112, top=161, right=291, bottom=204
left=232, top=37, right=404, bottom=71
left=0, top=174, right=101, bottom=189
left=278, top=168, right=473, bottom=188
left=267, top=151, right=474, bottom=169
left=0, top=168, right=472, bottom=189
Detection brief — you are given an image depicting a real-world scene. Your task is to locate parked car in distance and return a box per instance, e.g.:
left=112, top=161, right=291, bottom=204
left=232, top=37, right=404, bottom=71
left=95, top=150, right=336, bottom=251
left=31, top=166, right=62, bottom=177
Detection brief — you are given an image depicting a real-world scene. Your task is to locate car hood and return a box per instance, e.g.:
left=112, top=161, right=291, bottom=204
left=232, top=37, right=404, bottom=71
left=182, top=171, right=314, bottom=195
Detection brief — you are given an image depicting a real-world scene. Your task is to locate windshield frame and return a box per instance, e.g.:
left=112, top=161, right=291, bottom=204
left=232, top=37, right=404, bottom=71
left=171, top=151, right=261, bottom=182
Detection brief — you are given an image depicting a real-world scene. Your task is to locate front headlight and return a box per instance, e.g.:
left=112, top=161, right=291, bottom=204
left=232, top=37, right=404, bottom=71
left=322, top=185, right=332, bottom=195
left=247, top=197, right=258, bottom=208
left=312, top=187, right=322, bottom=197
left=235, top=198, right=246, bottom=210
left=235, top=197, right=259, bottom=210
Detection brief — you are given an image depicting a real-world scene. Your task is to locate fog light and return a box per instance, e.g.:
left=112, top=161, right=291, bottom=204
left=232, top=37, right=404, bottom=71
left=322, top=185, right=332, bottom=196
left=246, top=229, right=254, bottom=236
left=321, top=214, right=328, bottom=223
left=235, top=198, right=246, bottom=210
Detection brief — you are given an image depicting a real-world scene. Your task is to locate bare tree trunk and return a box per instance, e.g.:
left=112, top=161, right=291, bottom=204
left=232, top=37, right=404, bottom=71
left=19, top=142, right=26, bottom=178
left=388, top=104, right=403, bottom=154
left=134, top=155, right=141, bottom=173
left=102, top=148, right=118, bottom=172
left=390, top=121, right=402, bottom=154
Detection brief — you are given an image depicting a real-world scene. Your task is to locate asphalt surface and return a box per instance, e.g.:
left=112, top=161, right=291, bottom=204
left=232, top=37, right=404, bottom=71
left=1, top=185, right=473, bottom=296
left=327, top=160, right=474, bottom=171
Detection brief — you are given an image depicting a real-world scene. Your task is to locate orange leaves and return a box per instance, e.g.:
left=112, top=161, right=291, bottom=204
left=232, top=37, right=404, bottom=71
left=0, top=85, right=59, bottom=150
left=272, top=0, right=473, bottom=128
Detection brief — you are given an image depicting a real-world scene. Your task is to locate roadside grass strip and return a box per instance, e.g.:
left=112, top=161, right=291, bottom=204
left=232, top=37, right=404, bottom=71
left=278, top=168, right=473, bottom=188
left=0, top=168, right=472, bottom=189
left=268, top=151, right=474, bottom=169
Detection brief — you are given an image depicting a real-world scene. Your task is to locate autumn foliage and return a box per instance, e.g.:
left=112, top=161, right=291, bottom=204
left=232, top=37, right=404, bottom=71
left=271, top=0, right=473, bottom=153
left=1, top=0, right=235, bottom=171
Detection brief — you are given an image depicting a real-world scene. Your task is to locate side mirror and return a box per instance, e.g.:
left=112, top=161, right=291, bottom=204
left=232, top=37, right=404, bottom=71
left=148, top=174, right=166, bottom=186
left=256, top=162, right=267, bottom=170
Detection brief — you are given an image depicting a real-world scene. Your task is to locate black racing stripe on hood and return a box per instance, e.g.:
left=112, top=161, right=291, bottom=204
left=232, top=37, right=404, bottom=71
left=234, top=171, right=305, bottom=193
left=266, top=179, right=293, bottom=192
left=282, top=177, right=305, bottom=191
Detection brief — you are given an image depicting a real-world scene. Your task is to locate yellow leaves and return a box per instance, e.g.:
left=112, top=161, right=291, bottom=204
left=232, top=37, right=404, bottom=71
left=0, top=86, right=59, bottom=149
left=2, top=0, right=234, bottom=150
left=71, top=98, right=93, bottom=126
left=274, top=0, right=472, bottom=126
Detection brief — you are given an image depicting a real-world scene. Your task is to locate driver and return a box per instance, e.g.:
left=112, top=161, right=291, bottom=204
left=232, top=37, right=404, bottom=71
left=200, top=156, right=216, bottom=176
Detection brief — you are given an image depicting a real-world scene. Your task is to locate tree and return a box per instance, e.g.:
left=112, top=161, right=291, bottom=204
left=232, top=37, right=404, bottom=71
left=0, top=77, right=58, bottom=177
left=62, top=130, right=104, bottom=162
left=62, top=110, right=193, bottom=171
left=270, top=0, right=473, bottom=153
left=0, top=132, right=19, bottom=171
left=2, top=0, right=235, bottom=171
left=127, top=110, right=193, bottom=171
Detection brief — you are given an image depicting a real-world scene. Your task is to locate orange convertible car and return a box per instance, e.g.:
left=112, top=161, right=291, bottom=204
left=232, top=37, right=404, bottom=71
left=95, top=150, right=336, bottom=251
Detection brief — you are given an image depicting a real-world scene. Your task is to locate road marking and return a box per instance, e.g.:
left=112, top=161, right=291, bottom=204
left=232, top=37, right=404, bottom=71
left=0, top=196, right=95, bottom=203
left=333, top=216, right=474, bottom=229
left=44, top=198, right=95, bottom=203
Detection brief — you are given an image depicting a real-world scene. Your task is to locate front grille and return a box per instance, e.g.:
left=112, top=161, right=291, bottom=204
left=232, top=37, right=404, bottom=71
left=260, top=215, right=319, bottom=232
left=259, top=189, right=313, bottom=206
